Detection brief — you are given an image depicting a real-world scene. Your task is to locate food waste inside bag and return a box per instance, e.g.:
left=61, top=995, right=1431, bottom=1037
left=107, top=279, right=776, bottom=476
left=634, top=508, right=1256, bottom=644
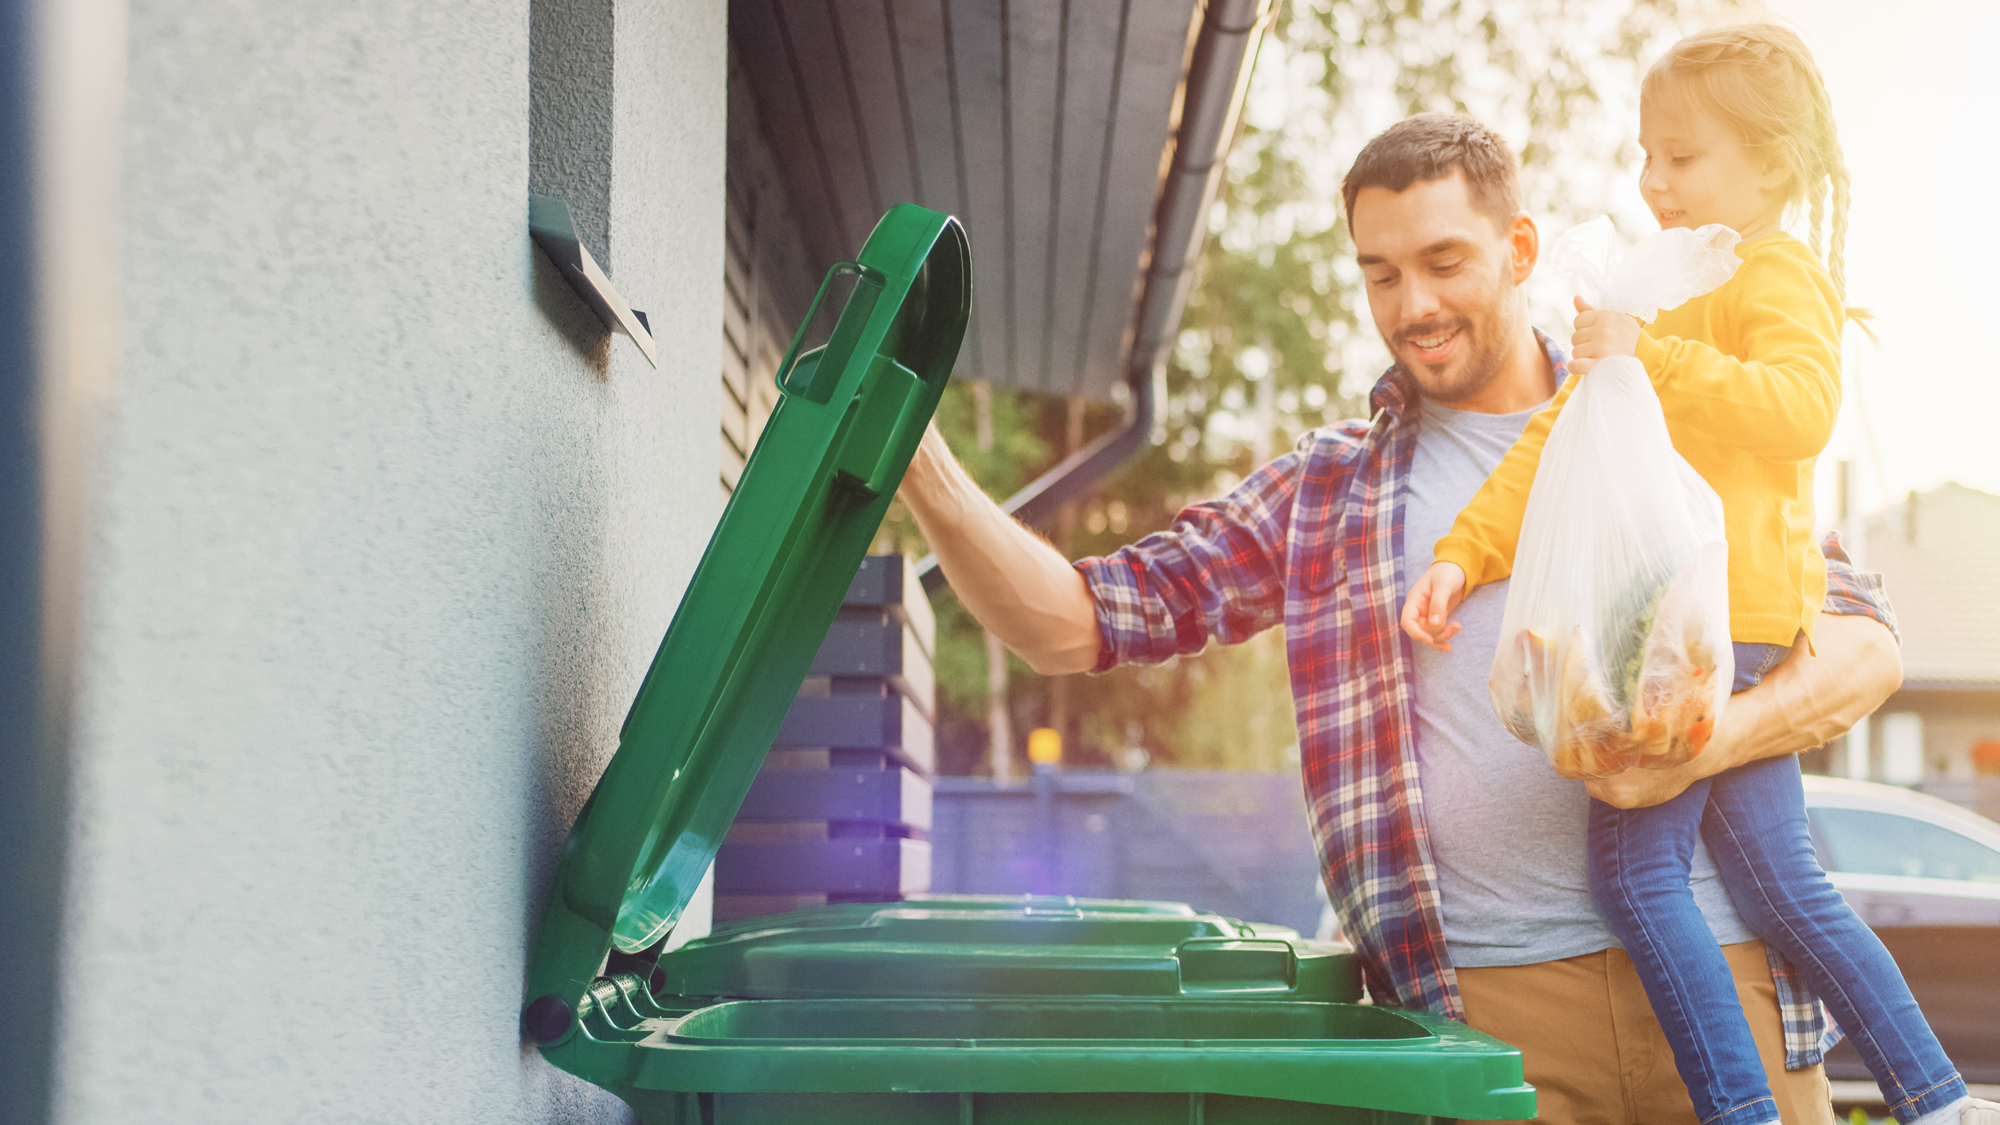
left=1493, top=538, right=1730, bottom=779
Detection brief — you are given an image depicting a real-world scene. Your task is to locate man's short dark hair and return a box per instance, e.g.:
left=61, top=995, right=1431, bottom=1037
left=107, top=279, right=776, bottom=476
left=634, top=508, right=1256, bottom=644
left=1341, top=113, right=1523, bottom=231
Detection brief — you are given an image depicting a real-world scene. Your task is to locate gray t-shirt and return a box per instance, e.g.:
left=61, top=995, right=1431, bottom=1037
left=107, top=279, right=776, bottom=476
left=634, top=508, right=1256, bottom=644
left=1402, top=397, right=1754, bottom=967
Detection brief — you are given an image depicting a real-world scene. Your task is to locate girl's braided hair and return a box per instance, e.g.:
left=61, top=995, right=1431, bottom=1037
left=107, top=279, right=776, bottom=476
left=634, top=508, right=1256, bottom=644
left=1642, top=23, right=1856, bottom=303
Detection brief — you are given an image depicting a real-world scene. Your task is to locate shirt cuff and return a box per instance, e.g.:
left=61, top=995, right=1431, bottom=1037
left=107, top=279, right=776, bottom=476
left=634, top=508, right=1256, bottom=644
left=1072, top=556, right=1125, bottom=673
left=1634, top=333, right=1669, bottom=381
left=1818, top=532, right=1899, bottom=641
left=1430, top=539, right=1486, bottom=594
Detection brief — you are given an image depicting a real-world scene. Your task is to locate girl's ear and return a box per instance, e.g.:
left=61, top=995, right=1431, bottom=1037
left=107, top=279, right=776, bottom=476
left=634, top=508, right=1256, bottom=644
left=1757, top=156, right=1793, bottom=194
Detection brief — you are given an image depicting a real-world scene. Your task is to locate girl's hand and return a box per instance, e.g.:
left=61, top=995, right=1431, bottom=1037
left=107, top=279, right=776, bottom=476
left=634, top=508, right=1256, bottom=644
left=1400, top=561, right=1468, bottom=652
left=1568, top=297, right=1641, bottom=377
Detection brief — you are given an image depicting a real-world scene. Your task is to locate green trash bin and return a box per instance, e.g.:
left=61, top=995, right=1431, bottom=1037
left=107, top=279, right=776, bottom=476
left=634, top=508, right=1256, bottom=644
left=522, top=203, right=1536, bottom=1125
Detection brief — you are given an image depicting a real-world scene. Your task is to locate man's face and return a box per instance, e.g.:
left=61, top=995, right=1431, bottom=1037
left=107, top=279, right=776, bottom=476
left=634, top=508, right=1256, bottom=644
left=1351, top=172, right=1533, bottom=405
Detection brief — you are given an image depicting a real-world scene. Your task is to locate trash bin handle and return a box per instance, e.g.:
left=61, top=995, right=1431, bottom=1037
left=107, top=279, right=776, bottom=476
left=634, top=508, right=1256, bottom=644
left=1175, top=938, right=1300, bottom=994
left=774, top=261, right=887, bottom=403
left=1176, top=937, right=1295, bottom=954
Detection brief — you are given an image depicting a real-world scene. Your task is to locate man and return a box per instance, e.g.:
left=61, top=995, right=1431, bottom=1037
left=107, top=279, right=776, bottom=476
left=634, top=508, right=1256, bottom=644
left=897, top=113, right=1900, bottom=1125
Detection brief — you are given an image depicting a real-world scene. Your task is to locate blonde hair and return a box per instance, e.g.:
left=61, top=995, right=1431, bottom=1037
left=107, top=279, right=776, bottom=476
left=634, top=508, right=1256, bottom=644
left=1642, top=23, right=1856, bottom=302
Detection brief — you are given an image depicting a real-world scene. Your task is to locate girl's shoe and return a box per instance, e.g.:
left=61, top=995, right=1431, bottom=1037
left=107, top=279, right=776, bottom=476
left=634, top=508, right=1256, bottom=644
left=1914, top=1096, right=2000, bottom=1125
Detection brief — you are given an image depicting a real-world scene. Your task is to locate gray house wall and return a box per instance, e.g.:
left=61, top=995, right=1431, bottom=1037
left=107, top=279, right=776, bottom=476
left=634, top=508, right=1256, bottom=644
left=52, top=1, right=725, bottom=1121
left=1824, top=483, right=2000, bottom=819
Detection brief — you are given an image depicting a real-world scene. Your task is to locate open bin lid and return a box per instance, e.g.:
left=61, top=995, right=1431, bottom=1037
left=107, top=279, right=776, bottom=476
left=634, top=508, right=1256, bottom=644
left=523, top=204, right=970, bottom=1039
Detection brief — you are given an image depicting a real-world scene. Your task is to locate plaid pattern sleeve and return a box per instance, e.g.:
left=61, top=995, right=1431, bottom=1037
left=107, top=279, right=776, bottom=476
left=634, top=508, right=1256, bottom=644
left=1765, top=530, right=1900, bottom=1069
left=1075, top=449, right=1304, bottom=671
left=1820, top=530, right=1897, bottom=638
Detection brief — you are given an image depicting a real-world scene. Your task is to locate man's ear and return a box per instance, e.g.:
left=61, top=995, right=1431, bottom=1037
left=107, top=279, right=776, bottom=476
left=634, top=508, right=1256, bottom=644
left=1508, top=211, right=1539, bottom=285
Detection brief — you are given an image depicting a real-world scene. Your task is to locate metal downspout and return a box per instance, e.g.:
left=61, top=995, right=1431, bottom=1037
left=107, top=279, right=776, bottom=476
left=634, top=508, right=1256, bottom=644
left=2, top=0, right=113, bottom=1118
left=0, top=3, right=57, bottom=1115
left=919, top=0, right=1271, bottom=592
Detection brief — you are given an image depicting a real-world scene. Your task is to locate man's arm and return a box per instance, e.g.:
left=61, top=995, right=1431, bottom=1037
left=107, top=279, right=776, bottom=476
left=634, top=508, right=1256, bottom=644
left=1586, top=611, right=1903, bottom=808
left=896, top=423, right=1102, bottom=675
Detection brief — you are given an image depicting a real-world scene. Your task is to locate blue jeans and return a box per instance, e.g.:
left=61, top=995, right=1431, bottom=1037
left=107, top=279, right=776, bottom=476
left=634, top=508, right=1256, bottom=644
left=1587, top=641, right=1965, bottom=1125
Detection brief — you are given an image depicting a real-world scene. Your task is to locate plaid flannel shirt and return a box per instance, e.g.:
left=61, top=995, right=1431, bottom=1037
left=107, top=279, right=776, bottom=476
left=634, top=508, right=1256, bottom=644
left=1076, top=334, right=1894, bottom=1069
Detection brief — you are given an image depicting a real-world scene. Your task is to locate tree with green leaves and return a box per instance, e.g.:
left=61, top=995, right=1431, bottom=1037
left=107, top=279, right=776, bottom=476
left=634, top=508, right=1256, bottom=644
left=881, top=0, right=1747, bottom=778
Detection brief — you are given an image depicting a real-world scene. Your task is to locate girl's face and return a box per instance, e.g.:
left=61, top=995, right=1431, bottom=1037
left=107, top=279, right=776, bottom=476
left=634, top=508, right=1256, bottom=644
left=1637, top=94, right=1791, bottom=240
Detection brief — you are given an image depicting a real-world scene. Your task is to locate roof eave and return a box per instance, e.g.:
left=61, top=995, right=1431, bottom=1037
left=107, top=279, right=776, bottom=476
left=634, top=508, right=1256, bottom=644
left=919, top=0, right=1271, bottom=591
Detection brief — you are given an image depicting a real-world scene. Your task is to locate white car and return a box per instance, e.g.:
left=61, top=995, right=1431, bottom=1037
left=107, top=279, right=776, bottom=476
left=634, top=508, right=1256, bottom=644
left=1804, top=775, right=2000, bottom=924
left=1801, top=775, right=2000, bottom=1084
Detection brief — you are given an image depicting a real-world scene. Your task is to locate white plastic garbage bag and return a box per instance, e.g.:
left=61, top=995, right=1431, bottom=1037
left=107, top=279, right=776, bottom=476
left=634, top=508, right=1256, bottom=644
left=1488, top=218, right=1741, bottom=779
left=1547, top=215, right=1742, bottom=321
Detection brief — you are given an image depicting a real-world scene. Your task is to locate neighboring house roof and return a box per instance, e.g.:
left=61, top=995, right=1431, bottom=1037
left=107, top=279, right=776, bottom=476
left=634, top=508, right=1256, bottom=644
left=1854, top=482, right=2000, bottom=688
left=729, top=0, right=1231, bottom=403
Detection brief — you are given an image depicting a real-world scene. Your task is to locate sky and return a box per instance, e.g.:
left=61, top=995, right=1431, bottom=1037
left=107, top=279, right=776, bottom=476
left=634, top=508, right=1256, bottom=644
left=1749, top=0, right=2000, bottom=517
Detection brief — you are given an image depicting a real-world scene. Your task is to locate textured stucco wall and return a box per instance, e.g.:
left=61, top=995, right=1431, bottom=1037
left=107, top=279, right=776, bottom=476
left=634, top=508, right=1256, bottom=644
left=53, top=0, right=725, bottom=1121
left=531, top=0, right=615, bottom=271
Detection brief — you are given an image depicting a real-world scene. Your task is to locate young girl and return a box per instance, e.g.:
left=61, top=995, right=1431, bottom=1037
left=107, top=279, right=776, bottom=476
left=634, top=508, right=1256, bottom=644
left=1402, top=24, right=1992, bottom=1125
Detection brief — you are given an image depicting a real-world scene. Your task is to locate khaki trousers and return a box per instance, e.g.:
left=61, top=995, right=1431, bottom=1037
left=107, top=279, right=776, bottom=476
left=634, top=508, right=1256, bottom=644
left=1455, top=939, right=1834, bottom=1125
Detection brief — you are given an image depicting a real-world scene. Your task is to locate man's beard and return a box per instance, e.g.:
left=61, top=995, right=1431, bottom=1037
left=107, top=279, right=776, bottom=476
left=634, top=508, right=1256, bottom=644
left=1394, top=299, right=1514, bottom=406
